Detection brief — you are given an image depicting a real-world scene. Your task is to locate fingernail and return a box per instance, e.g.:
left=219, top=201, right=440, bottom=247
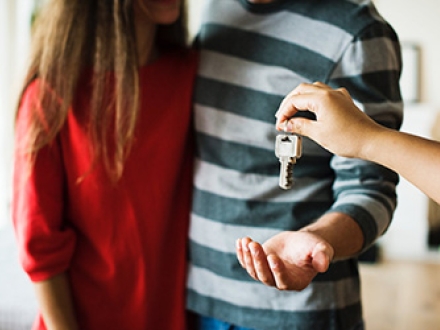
left=286, top=120, right=293, bottom=132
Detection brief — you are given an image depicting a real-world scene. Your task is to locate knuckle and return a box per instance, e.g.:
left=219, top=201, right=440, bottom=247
left=337, top=87, right=350, bottom=97
left=297, top=82, right=308, bottom=90
left=291, top=119, right=303, bottom=134
left=321, top=89, right=333, bottom=99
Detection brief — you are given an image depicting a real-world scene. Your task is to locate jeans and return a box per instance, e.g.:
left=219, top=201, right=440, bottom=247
left=195, top=315, right=254, bottom=330
left=194, top=315, right=365, bottom=330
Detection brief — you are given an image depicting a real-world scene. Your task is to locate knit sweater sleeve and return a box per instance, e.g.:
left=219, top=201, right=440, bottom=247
left=326, top=20, right=403, bottom=249
left=12, top=80, right=77, bottom=282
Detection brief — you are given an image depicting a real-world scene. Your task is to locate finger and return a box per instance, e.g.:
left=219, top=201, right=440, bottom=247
left=275, top=93, right=322, bottom=127
left=241, top=237, right=258, bottom=280
left=336, top=86, right=351, bottom=99
left=236, top=238, right=245, bottom=268
left=275, top=96, right=300, bottom=124
left=248, top=242, right=276, bottom=286
left=312, top=81, right=332, bottom=90
left=296, top=82, right=330, bottom=94
left=267, top=254, right=296, bottom=291
left=311, top=251, right=330, bottom=273
left=282, top=117, right=316, bottom=136
left=311, top=243, right=333, bottom=273
left=275, top=83, right=321, bottom=120
left=285, top=82, right=317, bottom=98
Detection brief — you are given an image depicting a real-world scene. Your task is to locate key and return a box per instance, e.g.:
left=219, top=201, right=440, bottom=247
left=275, top=127, right=302, bottom=190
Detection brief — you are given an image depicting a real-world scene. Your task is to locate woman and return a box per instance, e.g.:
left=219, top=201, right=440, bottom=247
left=12, top=0, right=196, bottom=329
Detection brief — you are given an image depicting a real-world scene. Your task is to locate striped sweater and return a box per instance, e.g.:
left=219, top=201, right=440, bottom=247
left=187, top=0, right=402, bottom=329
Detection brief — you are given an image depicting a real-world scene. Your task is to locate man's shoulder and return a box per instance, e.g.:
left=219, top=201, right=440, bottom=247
left=285, top=0, right=391, bottom=37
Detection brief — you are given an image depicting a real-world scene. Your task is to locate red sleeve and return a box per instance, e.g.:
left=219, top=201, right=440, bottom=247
left=12, top=80, right=77, bottom=282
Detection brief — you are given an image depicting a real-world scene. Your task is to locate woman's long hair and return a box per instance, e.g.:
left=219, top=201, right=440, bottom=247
left=18, top=0, right=188, bottom=179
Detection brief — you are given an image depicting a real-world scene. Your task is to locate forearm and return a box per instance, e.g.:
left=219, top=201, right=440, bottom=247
left=300, top=212, right=364, bottom=260
left=34, top=273, right=79, bottom=330
left=363, top=128, right=440, bottom=204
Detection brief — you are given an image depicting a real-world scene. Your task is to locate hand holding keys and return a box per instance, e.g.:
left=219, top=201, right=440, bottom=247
left=275, top=121, right=302, bottom=190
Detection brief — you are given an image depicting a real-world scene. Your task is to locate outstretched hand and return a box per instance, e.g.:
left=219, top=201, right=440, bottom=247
left=275, top=82, right=383, bottom=159
left=236, top=231, right=334, bottom=291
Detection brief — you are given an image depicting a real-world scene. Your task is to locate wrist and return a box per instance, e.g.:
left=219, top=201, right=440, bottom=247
left=300, top=212, right=364, bottom=260
left=358, top=124, right=389, bottom=162
left=298, top=227, right=335, bottom=262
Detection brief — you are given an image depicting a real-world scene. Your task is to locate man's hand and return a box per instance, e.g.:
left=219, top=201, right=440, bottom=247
left=236, top=231, right=334, bottom=291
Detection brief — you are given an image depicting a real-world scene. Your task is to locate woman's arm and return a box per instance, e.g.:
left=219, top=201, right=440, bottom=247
left=275, top=82, right=440, bottom=204
left=34, top=273, right=79, bottom=330
left=361, top=126, right=440, bottom=205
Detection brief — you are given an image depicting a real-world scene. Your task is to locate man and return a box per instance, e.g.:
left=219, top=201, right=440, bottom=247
left=188, top=0, right=402, bottom=329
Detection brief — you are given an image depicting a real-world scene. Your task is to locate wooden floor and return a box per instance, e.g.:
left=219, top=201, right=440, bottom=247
left=360, top=261, right=440, bottom=330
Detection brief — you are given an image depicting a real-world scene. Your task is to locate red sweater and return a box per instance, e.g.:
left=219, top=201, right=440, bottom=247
left=13, top=51, right=197, bottom=330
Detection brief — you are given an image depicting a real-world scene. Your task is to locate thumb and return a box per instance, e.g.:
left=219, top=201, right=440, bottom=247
left=285, top=117, right=316, bottom=137
left=311, top=243, right=333, bottom=273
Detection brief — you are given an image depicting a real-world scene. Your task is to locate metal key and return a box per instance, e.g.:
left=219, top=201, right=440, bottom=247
left=275, top=130, right=302, bottom=190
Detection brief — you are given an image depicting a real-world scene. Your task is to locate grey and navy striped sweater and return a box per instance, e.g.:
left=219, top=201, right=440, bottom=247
left=187, top=0, right=402, bottom=329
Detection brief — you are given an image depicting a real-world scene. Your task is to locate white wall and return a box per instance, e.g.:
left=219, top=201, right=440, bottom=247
left=375, top=0, right=440, bottom=106
left=0, top=0, right=34, bottom=228
left=379, top=104, right=440, bottom=261
left=188, top=0, right=203, bottom=39
left=374, top=0, right=440, bottom=261
left=0, top=3, right=12, bottom=228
